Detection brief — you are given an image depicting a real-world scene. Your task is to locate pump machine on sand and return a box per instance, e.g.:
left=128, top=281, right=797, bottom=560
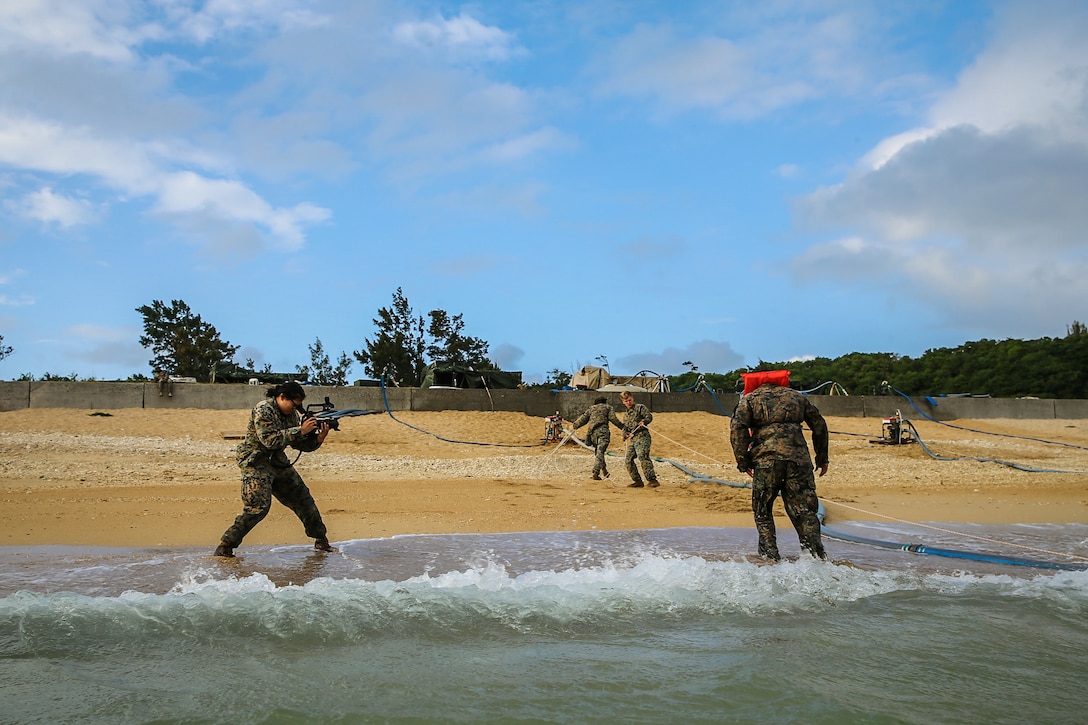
left=871, top=410, right=915, bottom=445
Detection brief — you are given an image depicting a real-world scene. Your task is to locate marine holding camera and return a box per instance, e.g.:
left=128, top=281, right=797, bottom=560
left=214, top=381, right=335, bottom=557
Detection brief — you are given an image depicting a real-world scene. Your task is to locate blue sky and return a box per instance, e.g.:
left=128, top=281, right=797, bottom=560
left=1, top=0, right=1086, bottom=384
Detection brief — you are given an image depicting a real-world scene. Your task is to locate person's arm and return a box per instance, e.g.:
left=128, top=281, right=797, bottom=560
left=252, top=402, right=299, bottom=452
left=806, top=401, right=830, bottom=475
left=729, top=401, right=754, bottom=474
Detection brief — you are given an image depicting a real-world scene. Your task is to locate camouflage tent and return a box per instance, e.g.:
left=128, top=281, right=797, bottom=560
left=609, top=372, right=671, bottom=393
left=421, top=364, right=522, bottom=389
left=571, top=365, right=611, bottom=390
left=572, top=366, right=670, bottom=392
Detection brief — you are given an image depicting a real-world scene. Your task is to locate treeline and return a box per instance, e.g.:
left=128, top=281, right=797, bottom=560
left=670, top=328, right=1088, bottom=399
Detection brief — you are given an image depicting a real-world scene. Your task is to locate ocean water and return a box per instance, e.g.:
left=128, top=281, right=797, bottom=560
left=2, top=525, right=1087, bottom=725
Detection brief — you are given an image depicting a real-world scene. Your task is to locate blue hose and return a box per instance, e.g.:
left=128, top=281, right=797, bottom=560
left=891, top=387, right=1088, bottom=452
left=667, top=460, right=1085, bottom=571
left=817, top=502, right=1085, bottom=571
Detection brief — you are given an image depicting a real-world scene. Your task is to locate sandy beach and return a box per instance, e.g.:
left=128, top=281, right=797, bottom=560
left=1, top=407, right=1086, bottom=549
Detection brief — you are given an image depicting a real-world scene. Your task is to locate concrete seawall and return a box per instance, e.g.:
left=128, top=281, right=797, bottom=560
left=2, top=381, right=1087, bottom=420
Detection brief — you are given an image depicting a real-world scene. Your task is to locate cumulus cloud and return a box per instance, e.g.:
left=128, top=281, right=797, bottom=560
left=791, top=0, right=1088, bottom=336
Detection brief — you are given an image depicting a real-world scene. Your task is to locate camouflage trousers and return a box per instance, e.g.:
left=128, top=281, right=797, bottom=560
left=220, top=463, right=327, bottom=548
left=751, top=460, right=826, bottom=561
left=624, top=433, right=658, bottom=484
left=589, top=432, right=610, bottom=477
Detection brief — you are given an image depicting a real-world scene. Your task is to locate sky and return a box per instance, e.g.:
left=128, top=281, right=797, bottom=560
left=1, top=0, right=1086, bottom=385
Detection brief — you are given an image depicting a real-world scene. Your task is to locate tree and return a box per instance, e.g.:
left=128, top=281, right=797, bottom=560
left=546, top=368, right=572, bottom=388
left=297, top=337, right=353, bottom=386
left=136, top=299, right=240, bottom=382
left=0, top=334, right=11, bottom=361
left=426, top=310, right=493, bottom=369
left=354, top=288, right=426, bottom=384
left=354, top=288, right=493, bottom=386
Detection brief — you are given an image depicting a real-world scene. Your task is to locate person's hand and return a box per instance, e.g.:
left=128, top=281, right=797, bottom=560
left=315, top=422, right=330, bottom=443
left=300, top=416, right=321, bottom=436
left=817, top=463, right=829, bottom=477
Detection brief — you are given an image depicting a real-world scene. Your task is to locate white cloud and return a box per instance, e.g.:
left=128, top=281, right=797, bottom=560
left=590, top=8, right=885, bottom=119
left=0, top=0, right=325, bottom=59
left=0, top=0, right=154, bottom=62
left=928, top=0, right=1088, bottom=144
left=595, top=24, right=752, bottom=112
left=776, top=163, right=800, bottom=179
left=171, top=0, right=327, bottom=43
left=477, top=127, right=576, bottom=165
left=0, top=2, right=334, bottom=254
left=9, top=187, right=97, bottom=227
left=792, top=1, right=1088, bottom=336
left=392, top=12, right=522, bottom=62
left=0, top=113, right=329, bottom=251
left=356, top=68, right=565, bottom=184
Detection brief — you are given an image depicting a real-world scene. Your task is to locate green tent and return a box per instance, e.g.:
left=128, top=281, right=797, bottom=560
left=212, top=363, right=304, bottom=384
left=421, top=364, right=522, bottom=389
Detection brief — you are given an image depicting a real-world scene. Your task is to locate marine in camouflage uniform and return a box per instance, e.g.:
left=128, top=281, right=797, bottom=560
left=216, top=383, right=331, bottom=556
left=620, top=392, right=659, bottom=488
left=570, top=396, right=625, bottom=480
left=730, top=382, right=829, bottom=560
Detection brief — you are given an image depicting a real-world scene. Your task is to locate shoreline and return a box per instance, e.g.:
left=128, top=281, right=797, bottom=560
left=1, top=408, right=1086, bottom=548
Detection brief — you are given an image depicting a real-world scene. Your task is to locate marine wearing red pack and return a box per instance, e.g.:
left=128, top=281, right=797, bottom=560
left=730, top=371, right=829, bottom=561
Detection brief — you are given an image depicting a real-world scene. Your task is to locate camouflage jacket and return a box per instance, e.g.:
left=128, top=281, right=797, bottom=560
left=621, top=402, right=653, bottom=438
left=570, top=403, right=623, bottom=441
left=235, top=398, right=323, bottom=468
left=730, top=384, right=829, bottom=471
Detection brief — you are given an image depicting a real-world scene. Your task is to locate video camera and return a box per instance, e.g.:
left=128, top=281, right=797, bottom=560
left=302, top=396, right=372, bottom=431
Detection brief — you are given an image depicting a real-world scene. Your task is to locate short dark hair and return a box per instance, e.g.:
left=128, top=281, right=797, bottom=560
left=267, top=381, right=306, bottom=401
left=594, top=396, right=607, bottom=404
